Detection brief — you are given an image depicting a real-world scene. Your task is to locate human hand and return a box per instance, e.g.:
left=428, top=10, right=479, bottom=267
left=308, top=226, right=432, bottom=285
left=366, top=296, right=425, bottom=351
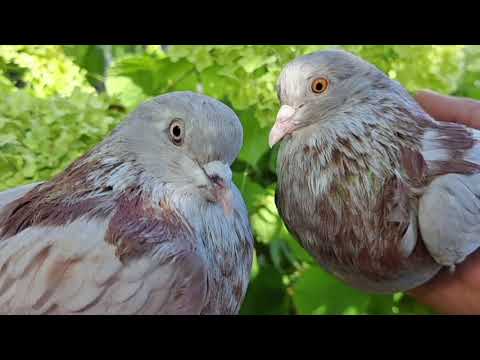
left=408, top=90, right=480, bottom=315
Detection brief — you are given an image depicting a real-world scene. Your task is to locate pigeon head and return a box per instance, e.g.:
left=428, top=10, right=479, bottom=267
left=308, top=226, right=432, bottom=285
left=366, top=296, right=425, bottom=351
left=111, top=91, right=242, bottom=213
left=269, top=49, right=417, bottom=147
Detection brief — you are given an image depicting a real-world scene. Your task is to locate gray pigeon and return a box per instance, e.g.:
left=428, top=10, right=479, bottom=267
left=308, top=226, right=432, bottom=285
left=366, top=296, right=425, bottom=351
left=270, top=50, right=480, bottom=293
left=0, top=91, right=253, bottom=314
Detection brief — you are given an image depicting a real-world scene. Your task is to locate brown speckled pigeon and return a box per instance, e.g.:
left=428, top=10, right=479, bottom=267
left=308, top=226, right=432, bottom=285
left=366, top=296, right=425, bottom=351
left=270, top=50, right=480, bottom=293
left=0, top=91, right=253, bottom=314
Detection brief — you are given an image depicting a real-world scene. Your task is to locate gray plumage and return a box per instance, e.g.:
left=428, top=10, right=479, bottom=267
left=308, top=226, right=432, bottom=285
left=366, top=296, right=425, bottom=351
left=0, top=91, right=253, bottom=314
left=270, top=50, right=480, bottom=293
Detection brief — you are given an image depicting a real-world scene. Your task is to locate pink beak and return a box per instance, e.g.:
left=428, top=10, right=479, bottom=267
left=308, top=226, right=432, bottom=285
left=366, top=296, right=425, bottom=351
left=268, top=105, right=298, bottom=147
left=210, top=176, right=233, bottom=216
left=219, top=188, right=233, bottom=216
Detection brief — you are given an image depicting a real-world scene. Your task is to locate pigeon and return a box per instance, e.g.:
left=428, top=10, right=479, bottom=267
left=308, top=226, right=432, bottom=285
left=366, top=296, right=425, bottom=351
left=269, top=50, right=480, bottom=293
left=0, top=91, right=253, bottom=314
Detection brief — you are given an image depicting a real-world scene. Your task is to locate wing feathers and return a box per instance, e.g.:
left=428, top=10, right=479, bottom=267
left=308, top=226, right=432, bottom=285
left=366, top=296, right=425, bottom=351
left=0, top=214, right=208, bottom=314
left=417, top=124, right=480, bottom=268
left=0, top=182, right=42, bottom=209
left=419, top=173, right=480, bottom=267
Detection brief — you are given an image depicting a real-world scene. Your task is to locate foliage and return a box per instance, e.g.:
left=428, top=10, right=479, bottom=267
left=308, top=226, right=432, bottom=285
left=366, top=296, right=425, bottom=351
left=454, top=45, right=480, bottom=99
left=0, top=86, right=125, bottom=191
left=0, top=45, right=94, bottom=97
left=0, top=45, right=478, bottom=315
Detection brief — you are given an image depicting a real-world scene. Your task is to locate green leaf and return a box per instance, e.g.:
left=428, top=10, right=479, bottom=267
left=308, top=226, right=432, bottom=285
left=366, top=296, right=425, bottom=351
left=292, top=265, right=371, bottom=315
left=232, top=171, right=265, bottom=214
left=0, top=45, right=93, bottom=97
left=236, top=107, right=271, bottom=167
left=240, top=264, right=290, bottom=315
left=105, top=75, right=148, bottom=110
left=0, top=133, right=18, bottom=147
left=64, top=45, right=106, bottom=89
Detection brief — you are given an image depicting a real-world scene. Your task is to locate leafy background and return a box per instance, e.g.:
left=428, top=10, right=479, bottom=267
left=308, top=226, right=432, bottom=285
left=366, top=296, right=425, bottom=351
left=1, top=45, right=479, bottom=315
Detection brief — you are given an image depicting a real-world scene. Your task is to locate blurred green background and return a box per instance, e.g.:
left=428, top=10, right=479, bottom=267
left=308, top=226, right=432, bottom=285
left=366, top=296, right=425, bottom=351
left=1, top=45, right=479, bottom=315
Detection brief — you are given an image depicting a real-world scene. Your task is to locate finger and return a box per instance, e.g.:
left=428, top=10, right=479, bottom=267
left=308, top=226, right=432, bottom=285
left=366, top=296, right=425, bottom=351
left=407, top=269, right=465, bottom=314
left=415, top=90, right=480, bottom=129
left=408, top=250, right=480, bottom=314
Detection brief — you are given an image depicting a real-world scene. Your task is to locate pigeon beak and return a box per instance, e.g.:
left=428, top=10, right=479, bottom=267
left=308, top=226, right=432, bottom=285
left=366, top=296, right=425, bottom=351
left=209, top=175, right=233, bottom=216
left=269, top=105, right=299, bottom=148
left=219, top=187, right=233, bottom=217
left=201, top=161, right=234, bottom=217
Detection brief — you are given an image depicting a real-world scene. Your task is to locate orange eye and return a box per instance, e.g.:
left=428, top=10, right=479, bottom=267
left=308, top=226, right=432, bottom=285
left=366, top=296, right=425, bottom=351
left=311, top=77, right=329, bottom=94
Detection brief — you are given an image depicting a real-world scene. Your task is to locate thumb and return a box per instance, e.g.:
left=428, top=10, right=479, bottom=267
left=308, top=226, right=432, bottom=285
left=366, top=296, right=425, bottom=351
left=415, top=90, right=480, bottom=129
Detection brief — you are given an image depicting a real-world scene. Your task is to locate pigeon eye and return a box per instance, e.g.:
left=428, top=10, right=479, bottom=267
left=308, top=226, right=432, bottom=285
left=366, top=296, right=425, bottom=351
left=169, top=119, right=184, bottom=146
left=311, top=77, right=329, bottom=94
